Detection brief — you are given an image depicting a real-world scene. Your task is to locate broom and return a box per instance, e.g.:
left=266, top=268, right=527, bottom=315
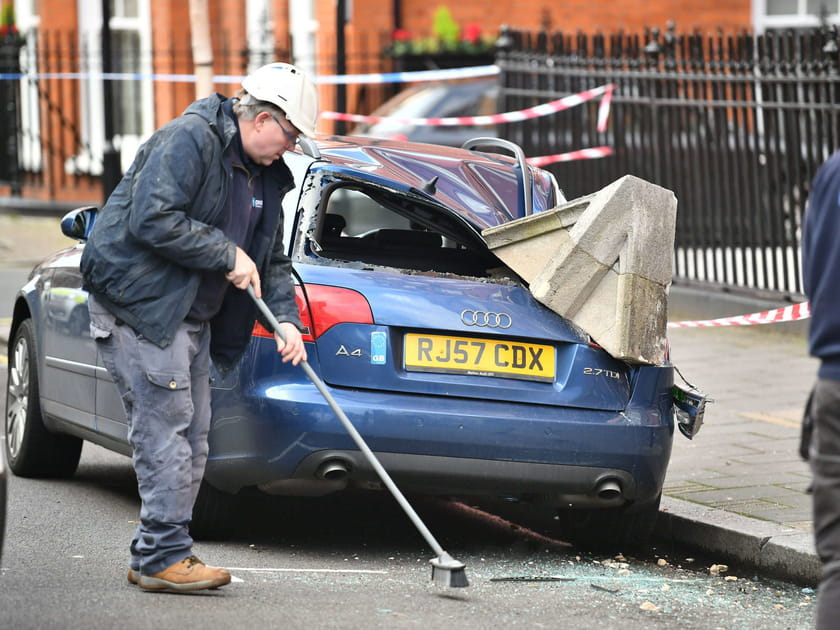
left=247, top=285, right=468, bottom=587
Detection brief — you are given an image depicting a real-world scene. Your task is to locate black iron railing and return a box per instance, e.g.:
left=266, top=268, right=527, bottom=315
left=0, top=32, right=23, bottom=195
left=497, top=24, right=840, bottom=299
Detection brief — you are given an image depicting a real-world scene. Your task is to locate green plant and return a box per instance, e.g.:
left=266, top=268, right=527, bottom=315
left=432, top=7, right=460, bottom=48
left=385, top=6, right=495, bottom=58
left=0, top=2, right=18, bottom=38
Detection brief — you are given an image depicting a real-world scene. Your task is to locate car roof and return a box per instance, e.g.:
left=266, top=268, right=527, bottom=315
left=292, top=134, right=557, bottom=229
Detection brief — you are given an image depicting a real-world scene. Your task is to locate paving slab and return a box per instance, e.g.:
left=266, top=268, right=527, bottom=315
left=662, top=287, right=818, bottom=584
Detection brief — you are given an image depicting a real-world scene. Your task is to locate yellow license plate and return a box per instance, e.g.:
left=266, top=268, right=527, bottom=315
left=404, top=333, right=556, bottom=382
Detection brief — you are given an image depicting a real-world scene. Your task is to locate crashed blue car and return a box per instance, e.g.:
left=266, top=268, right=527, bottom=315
left=4, top=135, right=680, bottom=547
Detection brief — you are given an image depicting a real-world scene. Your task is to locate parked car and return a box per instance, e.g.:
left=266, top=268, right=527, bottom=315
left=352, top=79, right=498, bottom=147
left=4, top=134, right=679, bottom=548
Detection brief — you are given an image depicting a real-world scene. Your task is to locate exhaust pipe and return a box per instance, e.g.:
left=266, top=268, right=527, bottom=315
left=595, top=478, right=622, bottom=501
left=316, top=459, right=350, bottom=481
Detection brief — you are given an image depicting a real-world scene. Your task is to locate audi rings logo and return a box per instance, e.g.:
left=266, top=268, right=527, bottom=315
left=460, top=309, right=513, bottom=329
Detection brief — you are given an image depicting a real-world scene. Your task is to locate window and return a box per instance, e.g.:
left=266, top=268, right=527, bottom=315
left=767, top=0, right=799, bottom=13
left=307, top=183, right=495, bottom=277
left=109, top=29, right=142, bottom=136
left=112, top=0, right=138, bottom=15
left=73, top=0, right=152, bottom=175
left=15, top=0, right=42, bottom=172
left=324, top=188, right=411, bottom=237
left=756, top=0, right=840, bottom=31
left=106, top=0, right=147, bottom=145
left=766, top=0, right=839, bottom=15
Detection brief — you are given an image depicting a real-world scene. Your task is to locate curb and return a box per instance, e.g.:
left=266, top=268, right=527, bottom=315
left=656, top=496, right=819, bottom=586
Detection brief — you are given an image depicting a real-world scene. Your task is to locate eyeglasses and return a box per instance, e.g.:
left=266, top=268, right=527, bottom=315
left=270, top=114, right=299, bottom=145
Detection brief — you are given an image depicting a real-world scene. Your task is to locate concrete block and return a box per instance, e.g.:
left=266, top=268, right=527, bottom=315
left=482, top=175, right=677, bottom=365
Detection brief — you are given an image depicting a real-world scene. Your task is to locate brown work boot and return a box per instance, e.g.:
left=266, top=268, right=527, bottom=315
left=138, top=555, right=231, bottom=592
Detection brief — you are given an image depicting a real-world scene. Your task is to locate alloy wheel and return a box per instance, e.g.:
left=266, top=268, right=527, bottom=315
left=6, top=333, right=30, bottom=460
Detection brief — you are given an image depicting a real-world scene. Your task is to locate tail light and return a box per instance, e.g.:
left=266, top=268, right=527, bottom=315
left=252, top=284, right=373, bottom=342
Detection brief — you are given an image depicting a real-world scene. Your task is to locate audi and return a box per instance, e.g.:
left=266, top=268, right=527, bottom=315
left=5, top=134, right=678, bottom=548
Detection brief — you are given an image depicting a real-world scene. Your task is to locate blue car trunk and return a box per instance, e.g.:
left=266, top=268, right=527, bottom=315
left=299, top=265, right=634, bottom=412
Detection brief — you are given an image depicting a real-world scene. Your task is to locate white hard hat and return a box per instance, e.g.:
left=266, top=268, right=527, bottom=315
left=242, top=62, right=319, bottom=138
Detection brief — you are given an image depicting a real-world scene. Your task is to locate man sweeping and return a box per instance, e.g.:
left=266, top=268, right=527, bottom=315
left=80, top=62, right=318, bottom=592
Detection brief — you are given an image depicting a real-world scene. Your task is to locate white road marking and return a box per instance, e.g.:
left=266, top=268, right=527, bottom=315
left=227, top=567, right=388, bottom=575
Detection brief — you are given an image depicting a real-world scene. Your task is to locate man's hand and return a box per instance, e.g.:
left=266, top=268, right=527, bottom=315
left=275, top=322, right=307, bottom=366
left=226, top=246, right=261, bottom=296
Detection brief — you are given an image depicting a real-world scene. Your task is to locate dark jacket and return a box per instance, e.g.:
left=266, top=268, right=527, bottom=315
left=80, top=93, right=302, bottom=367
left=803, top=150, right=840, bottom=380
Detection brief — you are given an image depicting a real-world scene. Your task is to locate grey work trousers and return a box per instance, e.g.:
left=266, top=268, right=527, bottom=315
left=810, top=377, right=840, bottom=629
left=88, top=295, right=212, bottom=576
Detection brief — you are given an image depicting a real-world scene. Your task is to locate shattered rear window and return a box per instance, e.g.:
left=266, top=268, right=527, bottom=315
left=304, top=181, right=503, bottom=278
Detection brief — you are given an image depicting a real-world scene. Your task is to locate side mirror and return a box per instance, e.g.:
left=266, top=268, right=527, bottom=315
left=60, top=206, right=98, bottom=241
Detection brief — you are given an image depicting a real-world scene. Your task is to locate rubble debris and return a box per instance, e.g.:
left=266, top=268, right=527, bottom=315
left=490, top=576, right=576, bottom=583
left=591, top=583, right=620, bottom=594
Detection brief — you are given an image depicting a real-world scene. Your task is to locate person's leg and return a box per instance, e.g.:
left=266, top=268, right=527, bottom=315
left=810, top=377, right=840, bottom=629
left=88, top=296, right=147, bottom=579
left=130, top=319, right=229, bottom=591
left=90, top=298, right=225, bottom=589
left=103, top=320, right=197, bottom=575
left=186, top=324, right=211, bottom=510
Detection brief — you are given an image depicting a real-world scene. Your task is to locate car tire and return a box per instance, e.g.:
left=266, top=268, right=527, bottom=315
left=5, top=319, right=82, bottom=478
left=190, top=479, right=241, bottom=540
left=557, top=494, right=662, bottom=551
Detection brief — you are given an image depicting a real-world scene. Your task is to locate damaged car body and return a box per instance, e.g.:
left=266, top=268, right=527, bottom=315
left=5, top=135, right=680, bottom=548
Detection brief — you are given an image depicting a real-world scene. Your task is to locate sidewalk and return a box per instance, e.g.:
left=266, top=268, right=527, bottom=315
left=0, top=209, right=822, bottom=585
left=658, top=287, right=818, bottom=585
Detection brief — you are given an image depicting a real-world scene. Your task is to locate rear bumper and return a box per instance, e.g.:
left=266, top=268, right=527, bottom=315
left=206, top=374, right=674, bottom=505
left=276, top=449, right=645, bottom=508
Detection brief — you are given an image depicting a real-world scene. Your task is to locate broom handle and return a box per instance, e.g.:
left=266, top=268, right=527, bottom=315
left=247, top=285, right=446, bottom=557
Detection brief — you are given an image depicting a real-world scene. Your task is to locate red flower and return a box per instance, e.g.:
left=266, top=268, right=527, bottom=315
left=392, top=28, right=412, bottom=42
left=463, top=23, right=482, bottom=45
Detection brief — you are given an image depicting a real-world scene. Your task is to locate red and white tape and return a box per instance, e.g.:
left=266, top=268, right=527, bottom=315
left=2, top=64, right=503, bottom=86
left=526, top=146, right=613, bottom=166
left=667, top=301, right=810, bottom=328
left=321, top=83, right=615, bottom=133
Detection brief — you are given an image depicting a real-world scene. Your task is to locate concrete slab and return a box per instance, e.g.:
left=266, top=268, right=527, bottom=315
left=483, top=175, right=677, bottom=364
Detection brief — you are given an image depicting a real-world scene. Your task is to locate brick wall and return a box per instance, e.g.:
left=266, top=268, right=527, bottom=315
left=150, top=1, right=193, bottom=127
left=36, top=0, right=78, bottom=31
left=392, top=1, right=751, bottom=37
left=310, top=0, right=752, bottom=132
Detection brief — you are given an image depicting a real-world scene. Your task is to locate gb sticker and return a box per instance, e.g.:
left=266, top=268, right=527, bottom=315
left=370, top=331, right=387, bottom=365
